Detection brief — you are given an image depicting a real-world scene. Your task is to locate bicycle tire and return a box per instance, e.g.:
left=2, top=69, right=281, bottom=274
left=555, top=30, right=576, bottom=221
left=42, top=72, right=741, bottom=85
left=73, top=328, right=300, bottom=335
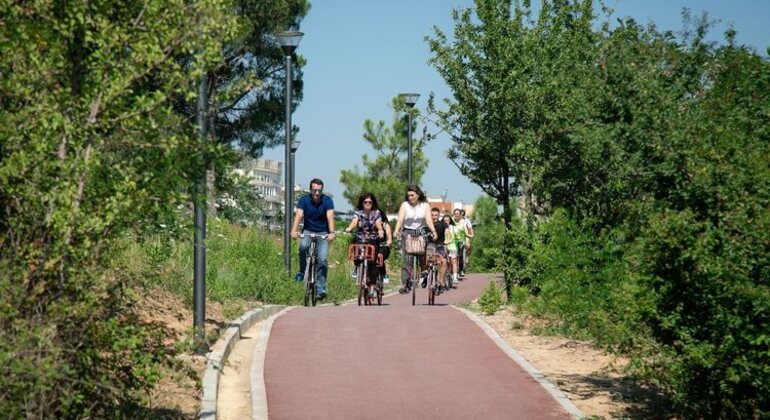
left=411, top=257, right=417, bottom=306
left=303, top=256, right=313, bottom=307
left=310, top=257, right=317, bottom=307
left=357, top=263, right=365, bottom=306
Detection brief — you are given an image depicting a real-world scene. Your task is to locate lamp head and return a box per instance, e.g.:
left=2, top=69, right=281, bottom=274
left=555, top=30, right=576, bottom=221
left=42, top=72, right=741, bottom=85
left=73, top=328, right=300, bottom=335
left=398, top=92, right=420, bottom=108
left=276, top=31, right=304, bottom=56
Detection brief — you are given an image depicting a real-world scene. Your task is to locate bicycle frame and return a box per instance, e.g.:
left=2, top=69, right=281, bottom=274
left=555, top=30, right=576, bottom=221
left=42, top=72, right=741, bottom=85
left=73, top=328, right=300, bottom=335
left=299, top=233, right=328, bottom=306
left=400, top=230, right=432, bottom=306
left=348, top=243, right=377, bottom=306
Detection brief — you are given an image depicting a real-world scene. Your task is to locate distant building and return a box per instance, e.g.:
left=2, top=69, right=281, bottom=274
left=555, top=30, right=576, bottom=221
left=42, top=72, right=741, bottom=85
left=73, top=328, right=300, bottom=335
left=235, top=158, right=283, bottom=230
left=426, top=195, right=474, bottom=220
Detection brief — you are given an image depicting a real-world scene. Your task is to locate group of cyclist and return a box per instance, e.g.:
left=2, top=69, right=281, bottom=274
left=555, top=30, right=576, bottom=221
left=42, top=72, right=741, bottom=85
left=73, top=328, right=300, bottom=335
left=291, top=178, right=473, bottom=301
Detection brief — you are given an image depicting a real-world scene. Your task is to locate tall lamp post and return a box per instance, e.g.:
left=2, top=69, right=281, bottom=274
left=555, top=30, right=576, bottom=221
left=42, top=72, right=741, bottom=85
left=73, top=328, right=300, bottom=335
left=290, top=140, right=301, bottom=230
left=277, top=31, right=303, bottom=275
left=399, top=93, right=420, bottom=185
left=193, top=74, right=208, bottom=353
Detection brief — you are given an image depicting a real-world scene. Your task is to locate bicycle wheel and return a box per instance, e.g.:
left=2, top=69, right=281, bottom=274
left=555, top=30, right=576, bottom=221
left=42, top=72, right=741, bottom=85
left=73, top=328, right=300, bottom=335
left=363, top=263, right=371, bottom=306
left=357, top=263, right=366, bottom=306
left=303, top=257, right=313, bottom=307
left=411, top=256, right=417, bottom=306
left=428, top=270, right=435, bottom=306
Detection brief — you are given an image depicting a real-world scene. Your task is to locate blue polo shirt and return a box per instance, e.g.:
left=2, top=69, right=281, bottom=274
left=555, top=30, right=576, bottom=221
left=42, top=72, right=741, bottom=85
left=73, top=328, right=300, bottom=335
left=297, top=194, right=335, bottom=233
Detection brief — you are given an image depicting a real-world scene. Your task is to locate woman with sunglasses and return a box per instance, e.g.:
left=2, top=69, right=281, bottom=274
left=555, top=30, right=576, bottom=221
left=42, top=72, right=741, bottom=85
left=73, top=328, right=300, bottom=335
left=343, top=192, right=385, bottom=293
left=393, top=185, right=438, bottom=294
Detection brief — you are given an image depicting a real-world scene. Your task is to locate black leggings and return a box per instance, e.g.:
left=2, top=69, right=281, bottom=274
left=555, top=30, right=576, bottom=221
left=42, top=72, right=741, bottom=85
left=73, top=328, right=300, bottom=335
left=378, top=245, right=390, bottom=276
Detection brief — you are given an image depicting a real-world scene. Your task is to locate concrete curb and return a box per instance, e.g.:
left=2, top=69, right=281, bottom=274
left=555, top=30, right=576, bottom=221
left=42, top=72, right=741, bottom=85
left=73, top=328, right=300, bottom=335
left=250, top=307, right=294, bottom=420
left=199, top=304, right=286, bottom=420
left=454, top=307, right=585, bottom=419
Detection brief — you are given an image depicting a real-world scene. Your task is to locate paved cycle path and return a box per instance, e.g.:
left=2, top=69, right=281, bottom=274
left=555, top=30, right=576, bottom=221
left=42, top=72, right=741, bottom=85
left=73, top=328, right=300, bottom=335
left=262, top=274, right=573, bottom=419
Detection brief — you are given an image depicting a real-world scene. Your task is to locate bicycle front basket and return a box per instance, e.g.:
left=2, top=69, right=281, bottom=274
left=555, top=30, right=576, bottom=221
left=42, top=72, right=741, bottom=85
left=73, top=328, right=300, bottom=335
left=404, top=235, right=426, bottom=255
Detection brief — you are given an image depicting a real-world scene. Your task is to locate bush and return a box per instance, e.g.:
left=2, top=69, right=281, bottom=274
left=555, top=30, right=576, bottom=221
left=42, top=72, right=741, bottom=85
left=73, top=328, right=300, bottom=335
left=478, top=280, right=505, bottom=315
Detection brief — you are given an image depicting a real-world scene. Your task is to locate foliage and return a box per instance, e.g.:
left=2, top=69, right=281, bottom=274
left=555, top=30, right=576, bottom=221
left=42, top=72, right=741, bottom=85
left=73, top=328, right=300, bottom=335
left=196, top=0, right=311, bottom=158
left=0, top=0, right=237, bottom=416
left=465, top=195, right=505, bottom=273
left=426, top=0, right=598, bottom=227
left=477, top=280, right=505, bottom=315
left=117, top=220, right=360, bottom=307
left=431, top=1, right=770, bottom=416
left=217, top=171, right=269, bottom=226
left=339, top=96, right=429, bottom=214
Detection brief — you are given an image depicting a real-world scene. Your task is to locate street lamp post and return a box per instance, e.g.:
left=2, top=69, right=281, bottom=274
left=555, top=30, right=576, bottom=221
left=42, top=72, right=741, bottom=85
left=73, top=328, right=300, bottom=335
left=193, top=73, right=208, bottom=353
left=399, top=93, right=420, bottom=185
left=290, top=140, right=301, bottom=231
left=277, top=31, right=303, bottom=275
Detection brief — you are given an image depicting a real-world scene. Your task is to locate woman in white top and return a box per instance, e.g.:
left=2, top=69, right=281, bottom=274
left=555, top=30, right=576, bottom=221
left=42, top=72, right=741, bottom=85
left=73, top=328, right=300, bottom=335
left=393, top=185, right=437, bottom=294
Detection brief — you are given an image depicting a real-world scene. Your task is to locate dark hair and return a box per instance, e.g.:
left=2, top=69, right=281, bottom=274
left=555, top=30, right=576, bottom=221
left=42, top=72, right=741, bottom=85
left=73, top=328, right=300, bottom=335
left=404, top=185, right=426, bottom=202
left=453, top=208, right=463, bottom=214
left=431, top=207, right=440, bottom=213
left=442, top=214, right=452, bottom=225
left=356, top=192, right=380, bottom=211
left=309, top=178, right=324, bottom=188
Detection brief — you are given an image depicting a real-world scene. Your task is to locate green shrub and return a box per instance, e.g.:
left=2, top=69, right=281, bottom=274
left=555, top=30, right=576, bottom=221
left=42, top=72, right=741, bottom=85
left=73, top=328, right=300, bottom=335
left=478, top=280, right=505, bottom=315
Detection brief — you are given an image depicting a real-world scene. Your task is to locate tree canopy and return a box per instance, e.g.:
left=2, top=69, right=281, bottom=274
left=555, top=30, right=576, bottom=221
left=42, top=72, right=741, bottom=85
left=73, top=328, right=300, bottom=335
left=339, top=96, right=429, bottom=214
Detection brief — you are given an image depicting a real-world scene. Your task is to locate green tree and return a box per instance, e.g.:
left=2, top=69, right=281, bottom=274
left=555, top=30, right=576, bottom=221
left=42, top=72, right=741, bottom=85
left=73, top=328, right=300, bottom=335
left=0, top=0, right=236, bottom=416
left=426, top=0, right=598, bottom=228
left=208, top=0, right=311, bottom=158
left=339, top=96, right=429, bottom=213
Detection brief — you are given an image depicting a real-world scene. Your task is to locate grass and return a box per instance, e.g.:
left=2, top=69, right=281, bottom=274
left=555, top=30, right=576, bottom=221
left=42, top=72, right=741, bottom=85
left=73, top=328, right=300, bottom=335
left=113, top=220, right=406, bottom=310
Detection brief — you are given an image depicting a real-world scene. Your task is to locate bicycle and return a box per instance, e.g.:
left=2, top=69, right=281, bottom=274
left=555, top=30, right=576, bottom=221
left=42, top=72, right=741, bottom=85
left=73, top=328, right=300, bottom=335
left=400, top=230, right=432, bottom=306
left=347, top=241, right=380, bottom=306
left=298, top=233, right=328, bottom=307
left=424, top=243, right=441, bottom=305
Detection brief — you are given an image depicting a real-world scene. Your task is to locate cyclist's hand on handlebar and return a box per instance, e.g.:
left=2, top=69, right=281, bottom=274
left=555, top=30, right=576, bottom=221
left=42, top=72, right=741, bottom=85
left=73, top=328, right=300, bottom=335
left=290, top=230, right=299, bottom=239
left=327, top=232, right=336, bottom=242
left=430, top=231, right=438, bottom=241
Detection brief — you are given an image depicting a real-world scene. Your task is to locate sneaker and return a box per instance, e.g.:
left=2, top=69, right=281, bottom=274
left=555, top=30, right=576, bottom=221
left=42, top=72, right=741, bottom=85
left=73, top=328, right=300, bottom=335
left=351, top=268, right=358, bottom=278
left=460, top=271, right=466, bottom=278
left=383, top=275, right=390, bottom=284
left=317, top=291, right=327, bottom=300
left=398, top=287, right=409, bottom=295
left=368, top=289, right=377, bottom=298
left=295, top=272, right=304, bottom=282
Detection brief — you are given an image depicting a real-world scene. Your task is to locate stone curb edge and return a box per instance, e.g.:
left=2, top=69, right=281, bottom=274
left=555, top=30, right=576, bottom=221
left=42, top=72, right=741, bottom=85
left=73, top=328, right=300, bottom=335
left=454, top=306, right=585, bottom=419
left=199, top=304, right=286, bottom=420
left=250, top=307, right=294, bottom=419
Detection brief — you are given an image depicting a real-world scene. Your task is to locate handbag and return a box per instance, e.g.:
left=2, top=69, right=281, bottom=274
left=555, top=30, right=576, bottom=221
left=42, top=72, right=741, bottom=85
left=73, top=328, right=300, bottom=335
left=404, top=234, right=426, bottom=255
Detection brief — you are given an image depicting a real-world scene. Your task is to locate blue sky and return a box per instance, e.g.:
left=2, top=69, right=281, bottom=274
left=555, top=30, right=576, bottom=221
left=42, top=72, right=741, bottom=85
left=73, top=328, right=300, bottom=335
left=263, top=0, right=769, bottom=212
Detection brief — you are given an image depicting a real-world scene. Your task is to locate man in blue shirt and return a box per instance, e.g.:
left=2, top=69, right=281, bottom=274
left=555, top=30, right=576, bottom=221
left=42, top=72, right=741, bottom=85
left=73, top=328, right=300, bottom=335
left=290, top=178, right=336, bottom=299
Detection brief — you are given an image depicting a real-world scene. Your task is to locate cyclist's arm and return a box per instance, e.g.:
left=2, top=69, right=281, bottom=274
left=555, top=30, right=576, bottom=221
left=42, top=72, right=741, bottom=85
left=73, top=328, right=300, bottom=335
left=383, top=220, right=393, bottom=246
left=325, top=209, right=336, bottom=240
left=343, top=217, right=358, bottom=234
left=393, top=203, right=406, bottom=236
left=465, top=220, right=475, bottom=238
left=423, top=204, right=438, bottom=240
left=375, top=219, right=384, bottom=238
left=291, top=208, right=304, bottom=238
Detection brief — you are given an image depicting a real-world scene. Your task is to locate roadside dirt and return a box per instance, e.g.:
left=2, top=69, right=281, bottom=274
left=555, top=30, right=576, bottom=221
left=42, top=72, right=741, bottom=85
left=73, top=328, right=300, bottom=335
left=479, top=307, right=671, bottom=418
left=136, top=288, right=669, bottom=419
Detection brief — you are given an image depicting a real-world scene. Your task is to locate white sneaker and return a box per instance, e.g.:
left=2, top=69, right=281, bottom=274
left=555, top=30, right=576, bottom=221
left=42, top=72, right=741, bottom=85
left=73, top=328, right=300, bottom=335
left=383, top=275, right=390, bottom=284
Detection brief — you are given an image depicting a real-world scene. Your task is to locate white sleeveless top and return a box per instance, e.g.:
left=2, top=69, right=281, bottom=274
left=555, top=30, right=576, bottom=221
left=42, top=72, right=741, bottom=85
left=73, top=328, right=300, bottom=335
left=401, top=201, right=428, bottom=230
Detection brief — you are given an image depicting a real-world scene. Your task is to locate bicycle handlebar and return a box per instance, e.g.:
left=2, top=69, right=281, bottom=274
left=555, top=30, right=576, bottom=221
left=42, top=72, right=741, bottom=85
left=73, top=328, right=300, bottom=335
left=297, top=233, right=330, bottom=240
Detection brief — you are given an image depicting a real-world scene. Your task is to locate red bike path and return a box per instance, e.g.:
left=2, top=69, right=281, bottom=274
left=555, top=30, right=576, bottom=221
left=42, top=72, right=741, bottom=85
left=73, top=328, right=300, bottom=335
left=262, top=273, right=575, bottom=419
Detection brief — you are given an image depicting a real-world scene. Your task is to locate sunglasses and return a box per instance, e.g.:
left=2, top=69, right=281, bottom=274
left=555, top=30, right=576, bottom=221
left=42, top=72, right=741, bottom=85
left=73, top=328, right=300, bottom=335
left=311, top=188, right=323, bottom=193
left=363, top=200, right=373, bottom=204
